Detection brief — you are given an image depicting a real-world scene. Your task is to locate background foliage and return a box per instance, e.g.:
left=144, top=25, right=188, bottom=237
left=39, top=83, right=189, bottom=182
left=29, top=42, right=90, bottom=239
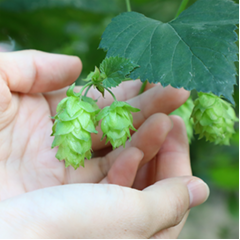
left=0, top=0, right=238, bottom=238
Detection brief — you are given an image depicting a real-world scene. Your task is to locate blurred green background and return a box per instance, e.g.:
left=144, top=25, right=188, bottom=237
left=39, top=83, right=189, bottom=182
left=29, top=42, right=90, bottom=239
left=0, top=0, right=238, bottom=238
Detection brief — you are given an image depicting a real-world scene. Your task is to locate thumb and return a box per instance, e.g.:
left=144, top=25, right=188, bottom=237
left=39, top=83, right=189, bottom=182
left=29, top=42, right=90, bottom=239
left=142, top=176, right=210, bottom=236
left=0, top=177, right=209, bottom=238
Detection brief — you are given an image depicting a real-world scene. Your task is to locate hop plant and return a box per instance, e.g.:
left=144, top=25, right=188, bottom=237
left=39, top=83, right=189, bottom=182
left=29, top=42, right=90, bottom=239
left=96, top=101, right=140, bottom=149
left=51, top=84, right=100, bottom=169
left=170, top=97, right=194, bottom=143
left=191, top=92, right=238, bottom=145
left=51, top=56, right=139, bottom=169
left=50, top=51, right=238, bottom=170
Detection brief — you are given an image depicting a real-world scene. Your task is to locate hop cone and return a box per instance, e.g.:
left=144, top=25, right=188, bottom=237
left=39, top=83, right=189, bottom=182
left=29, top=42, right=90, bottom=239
left=170, top=97, right=194, bottom=143
left=191, top=92, right=238, bottom=145
left=51, top=87, right=100, bottom=169
left=97, top=101, right=140, bottom=149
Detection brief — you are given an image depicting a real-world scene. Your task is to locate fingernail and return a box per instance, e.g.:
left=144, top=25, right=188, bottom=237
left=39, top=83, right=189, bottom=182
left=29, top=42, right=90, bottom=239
left=187, top=178, right=210, bottom=208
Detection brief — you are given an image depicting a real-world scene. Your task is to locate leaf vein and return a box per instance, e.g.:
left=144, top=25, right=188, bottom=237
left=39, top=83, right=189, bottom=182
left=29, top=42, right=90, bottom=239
left=123, top=22, right=157, bottom=56
left=168, top=23, right=215, bottom=81
left=170, top=40, right=180, bottom=85
left=106, top=19, right=140, bottom=50
left=135, top=23, right=160, bottom=80
left=149, top=23, right=161, bottom=81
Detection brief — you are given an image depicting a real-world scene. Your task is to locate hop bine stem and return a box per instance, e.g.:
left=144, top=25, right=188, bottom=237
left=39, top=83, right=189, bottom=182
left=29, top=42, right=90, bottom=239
left=175, top=0, right=189, bottom=18
left=125, top=0, right=131, bottom=12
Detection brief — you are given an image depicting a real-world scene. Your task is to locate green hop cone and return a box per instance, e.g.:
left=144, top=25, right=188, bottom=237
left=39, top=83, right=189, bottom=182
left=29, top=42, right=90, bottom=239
left=97, top=101, right=140, bottom=149
left=170, top=97, right=194, bottom=143
left=191, top=92, right=238, bottom=145
left=51, top=86, right=100, bottom=169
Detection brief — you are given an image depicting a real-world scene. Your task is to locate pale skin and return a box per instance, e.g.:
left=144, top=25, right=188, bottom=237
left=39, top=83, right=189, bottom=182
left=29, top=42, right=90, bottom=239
left=0, top=50, right=209, bottom=238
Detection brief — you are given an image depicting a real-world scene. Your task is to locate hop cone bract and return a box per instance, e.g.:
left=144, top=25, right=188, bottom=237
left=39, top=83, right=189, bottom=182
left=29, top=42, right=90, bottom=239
left=191, top=92, right=238, bottom=145
left=97, top=101, right=140, bottom=149
left=51, top=88, right=100, bottom=169
left=170, top=97, right=194, bottom=143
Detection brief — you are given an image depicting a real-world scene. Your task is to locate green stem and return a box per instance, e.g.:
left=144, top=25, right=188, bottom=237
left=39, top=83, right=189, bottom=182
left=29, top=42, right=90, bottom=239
left=79, top=82, right=93, bottom=100
left=105, top=88, right=117, bottom=101
left=84, top=84, right=93, bottom=97
left=175, top=0, right=189, bottom=18
left=125, top=0, right=131, bottom=12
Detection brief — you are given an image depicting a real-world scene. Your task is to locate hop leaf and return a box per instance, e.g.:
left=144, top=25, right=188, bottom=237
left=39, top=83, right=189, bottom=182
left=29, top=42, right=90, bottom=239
left=100, top=56, right=139, bottom=88
left=170, top=97, right=194, bottom=143
left=97, top=101, right=140, bottom=149
left=51, top=91, right=100, bottom=169
left=191, top=93, right=238, bottom=145
left=99, top=0, right=239, bottom=103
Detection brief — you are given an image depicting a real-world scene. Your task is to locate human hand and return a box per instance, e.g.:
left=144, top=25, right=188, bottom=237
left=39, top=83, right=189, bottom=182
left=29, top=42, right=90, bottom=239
left=0, top=50, right=209, bottom=238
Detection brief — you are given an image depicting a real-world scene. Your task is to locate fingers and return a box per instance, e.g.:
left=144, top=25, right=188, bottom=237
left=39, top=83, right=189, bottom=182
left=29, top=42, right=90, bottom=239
left=0, top=177, right=209, bottom=238
left=132, top=115, right=192, bottom=190
left=156, top=115, right=191, bottom=180
left=64, top=113, right=172, bottom=184
left=125, top=113, right=173, bottom=167
left=150, top=115, right=192, bottom=238
left=100, top=147, right=144, bottom=186
left=0, top=77, right=11, bottom=112
left=64, top=147, right=143, bottom=186
left=129, top=85, right=190, bottom=129
left=0, top=50, right=82, bottom=94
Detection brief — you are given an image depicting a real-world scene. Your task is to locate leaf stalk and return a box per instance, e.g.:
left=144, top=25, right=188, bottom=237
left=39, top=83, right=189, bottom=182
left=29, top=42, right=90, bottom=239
left=138, top=80, right=147, bottom=94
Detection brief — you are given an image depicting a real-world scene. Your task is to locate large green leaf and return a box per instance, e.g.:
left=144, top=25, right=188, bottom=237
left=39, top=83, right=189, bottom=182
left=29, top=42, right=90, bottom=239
left=0, top=0, right=122, bottom=13
left=99, top=0, right=239, bottom=103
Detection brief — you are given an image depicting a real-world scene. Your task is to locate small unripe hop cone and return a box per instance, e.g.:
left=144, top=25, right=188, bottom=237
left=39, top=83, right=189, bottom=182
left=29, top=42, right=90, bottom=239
left=51, top=87, right=100, bottom=169
left=97, top=101, right=140, bottom=149
left=191, top=93, right=238, bottom=145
